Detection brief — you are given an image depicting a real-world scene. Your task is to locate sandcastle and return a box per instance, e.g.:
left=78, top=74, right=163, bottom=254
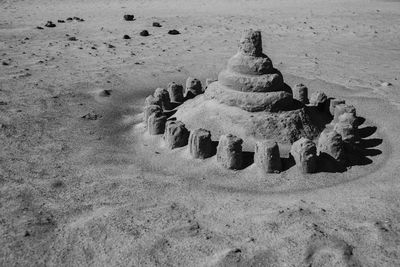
left=173, top=29, right=329, bottom=146
left=141, top=29, right=373, bottom=174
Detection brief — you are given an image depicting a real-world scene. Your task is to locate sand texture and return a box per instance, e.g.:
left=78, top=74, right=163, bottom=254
left=1, top=0, right=400, bottom=266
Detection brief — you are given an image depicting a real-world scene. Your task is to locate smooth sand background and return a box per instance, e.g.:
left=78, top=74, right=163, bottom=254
left=1, top=0, right=400, bottom=266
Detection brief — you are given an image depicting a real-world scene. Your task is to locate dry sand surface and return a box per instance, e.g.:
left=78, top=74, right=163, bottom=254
left=1, top=0, right=400, bottom=266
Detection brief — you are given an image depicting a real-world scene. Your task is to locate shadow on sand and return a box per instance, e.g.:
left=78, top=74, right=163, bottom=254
left=317, top=117, right=382, bottom=173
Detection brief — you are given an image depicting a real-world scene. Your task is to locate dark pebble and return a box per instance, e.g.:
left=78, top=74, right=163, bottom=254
left=45, top=21, right=56, bottom=28
left=36, top=26, right=44, bottom=30
left=152, top=22, right=162, bottom=27
left=81, top=112, right=101, bottom=120
left=123, top=14, right=135, bottom=21
left=168, top=29, right=180, bottom=35
left=68, top=37, right=77, bottom=41
left=57, top=19, right=65, bottom=23
left=123, top=34, right=131, bottom=39
left=73, top=16, right=84, bottom=22
left=66, top=17, right=73, bottom=21
left=140, top=30, right=149, bottom=36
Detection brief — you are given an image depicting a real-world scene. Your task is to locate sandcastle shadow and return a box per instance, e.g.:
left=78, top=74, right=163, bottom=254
left=314, top=114, right=381, bottom=172
left=164, top=109, right=177, bottom=118
left=241, top=151, right=254, bottom=169
left=211, top=140, right=218, bottom=156
left=317, top=135, right=382, bottom=173
left=317, top=153, right=347, bottom=173
left=305, top=106, right=334, bottom=130
left=358, top=126, right=377, bottom=139
left=282, top=155, right=296, bottom=171
left=344, top=140, right=382, bottom=166
left=345, top=117, right=382, bottom=167
left=358, top=138, right=382, bottom=149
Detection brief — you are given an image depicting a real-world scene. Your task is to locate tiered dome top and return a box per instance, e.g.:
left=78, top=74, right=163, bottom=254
left=205, top=29, right=292, bottom=112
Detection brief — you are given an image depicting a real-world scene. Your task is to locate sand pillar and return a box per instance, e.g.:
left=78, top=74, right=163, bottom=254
left=216, top=134, right=243, bottom=170
left=317, top=129, right=345, bottom=164
left=290, top=137, right=317, bottom=173
left=164, top=120, right=189, bottom=149
left=310, top=91, right=328, bottom=111
left=145, top=95, right=161, bottom=107
left=238, top=29, right=262, bottom=56
left=154, top=88, right=171, bottom=110
left=329, top=99, right=346, bottom=116
left=334, top=123, right=357, bottom=143
left=189, top=128, right=213, bottom=159
left=143, top=104, right=162, bottom=124
left=294, top=84, right=309, bottom=104
left=147, top=111, right=167, bottom=135
left=167, top=82, right=184, bottom=103
left=185, top=77, right=203, bottom=99
left=333, top=104, right=356, bottom=122
left=254, top=140, right=282, bottom=173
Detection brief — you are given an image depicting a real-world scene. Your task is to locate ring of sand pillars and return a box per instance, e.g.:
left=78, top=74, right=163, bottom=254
left=135, top=29, right=383, bottom=192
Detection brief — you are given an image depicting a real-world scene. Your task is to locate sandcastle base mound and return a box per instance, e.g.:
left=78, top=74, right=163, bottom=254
left=173, top=94, right=330, bottom=150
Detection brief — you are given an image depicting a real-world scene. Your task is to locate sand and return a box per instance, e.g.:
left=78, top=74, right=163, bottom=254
left=1, top=0, right=400, bottom=266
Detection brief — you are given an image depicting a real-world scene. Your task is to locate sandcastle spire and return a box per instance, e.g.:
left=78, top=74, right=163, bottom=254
left=202, top=29, right=292, bottom=112
left=238, top=29, right=263, bottom=56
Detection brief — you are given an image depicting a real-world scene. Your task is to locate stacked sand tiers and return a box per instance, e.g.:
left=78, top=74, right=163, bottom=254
left=174, top=30, right=329, bottom=145
left=205, top=29, right=292, bottom=112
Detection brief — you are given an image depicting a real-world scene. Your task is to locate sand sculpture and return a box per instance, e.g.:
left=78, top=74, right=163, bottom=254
left=167, top=82, right=184, bottom=103
left=147, top=111, right=167, bottom=135
left=143, top=104, right=162, bottom=123
left=317, top=129, right=346, bottom=165
left=141, top=29, right=371, bottom=174
left=291, top=137, right=318, bottom=173
left=173, top=29, right=328, bottom=145
left=189, top=128, right=213, bottom=159
left=205, top=29, right=292, bottom=112
left=293, top=83, right=309, bottom=104
left=254, top=141, right=282, bottom=173
left=164, top=120, right=190, bottom=149
left=185, top=77, right=203, bottom=99
left=216, top=134, right=243, bottom=170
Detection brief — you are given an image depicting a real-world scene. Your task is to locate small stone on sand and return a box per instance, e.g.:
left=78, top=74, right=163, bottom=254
left=123, top=14, right=135, bottom=21
left=45, top=21, right=56, bottom=28
left=168, top=29, right=180, bottom=35
left=140, top=30, right=149, bottom=37
left=381, top=82, right=392, bottom=87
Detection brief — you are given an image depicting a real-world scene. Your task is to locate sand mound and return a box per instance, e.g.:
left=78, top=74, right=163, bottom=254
left=174, top=95, right=329, bottom=148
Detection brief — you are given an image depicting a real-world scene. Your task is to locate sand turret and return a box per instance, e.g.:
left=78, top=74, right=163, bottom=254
left=204, top=29, right=293, bottom=112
